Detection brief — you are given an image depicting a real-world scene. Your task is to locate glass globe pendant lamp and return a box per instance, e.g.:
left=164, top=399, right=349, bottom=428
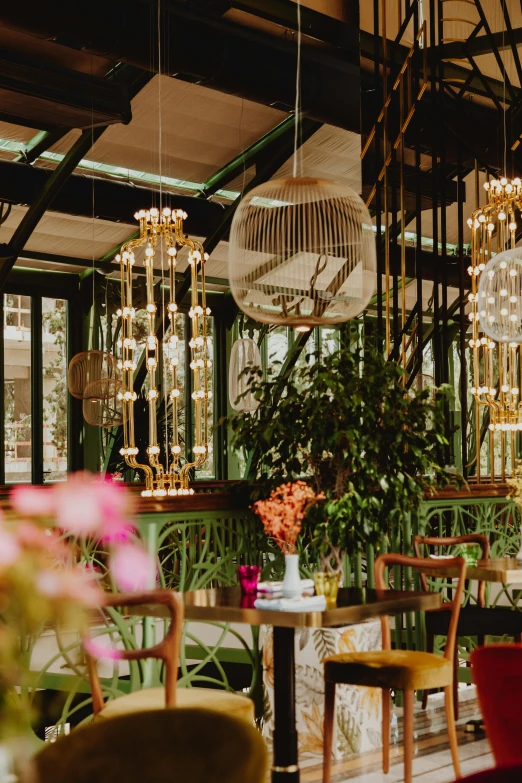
left=229, top=338, right=262, bottom=412
left=477, top=247, right=522, bottom=344
left=228, top=177, right=377, bottom=331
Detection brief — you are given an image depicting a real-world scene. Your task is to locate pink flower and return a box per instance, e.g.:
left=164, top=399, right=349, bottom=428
left=54, top=472, right=132, bottom=538
left=0, top=526, right=21, bottom=567
left=11, top=485, right=55, bottom=517
left=84, top=636, right=122, bottom=660
left=111, top=543, right=155, bottom=592
left=35, top=567, right=103, bottom=608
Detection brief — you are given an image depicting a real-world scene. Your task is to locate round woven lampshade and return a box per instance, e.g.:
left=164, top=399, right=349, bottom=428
left=228, top=177, right=377, bottom=329
left=68, top=351, right=120, bottom=400
left=229, top=338, right=262, bottom=412
left=82, top=379, right=124, bottom=428
left=477, top=247, right=522, bottom=343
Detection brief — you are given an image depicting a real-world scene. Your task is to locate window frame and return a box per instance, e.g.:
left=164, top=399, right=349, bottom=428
left=1, top=271, right=82, bottom=485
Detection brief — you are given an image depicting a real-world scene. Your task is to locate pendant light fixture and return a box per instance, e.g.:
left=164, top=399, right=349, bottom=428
left=116, top=207, right=211, bottom=498
left=227, top=2, right=376, bottom=330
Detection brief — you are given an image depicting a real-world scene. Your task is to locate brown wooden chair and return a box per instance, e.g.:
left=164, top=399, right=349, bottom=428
left=414, top=534, right=522, bottom=718
left=86, top=589, right=254, bottom=723
left=322, top=553, right=466, bottom=783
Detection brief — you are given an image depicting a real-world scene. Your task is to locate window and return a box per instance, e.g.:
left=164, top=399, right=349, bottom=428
left=3, top=293, right=68, bottom=484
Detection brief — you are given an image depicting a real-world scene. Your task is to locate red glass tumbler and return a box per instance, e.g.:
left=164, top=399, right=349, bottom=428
left=237, top=565, right=261, bottom=595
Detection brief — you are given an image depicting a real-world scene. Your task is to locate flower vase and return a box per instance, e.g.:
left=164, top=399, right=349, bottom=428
left=282, top=553, right=302, bottom=599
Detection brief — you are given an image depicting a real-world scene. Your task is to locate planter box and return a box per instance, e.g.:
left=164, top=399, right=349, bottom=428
left=262, top=620, right=382, bottom=764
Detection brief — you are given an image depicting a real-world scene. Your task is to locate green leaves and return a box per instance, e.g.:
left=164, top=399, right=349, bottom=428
left=228, top=340, right=457, bottom=553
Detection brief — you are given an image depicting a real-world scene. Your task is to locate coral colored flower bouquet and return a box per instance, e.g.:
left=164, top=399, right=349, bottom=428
left=252, top=480, right=324, bottom=555
left=0, top=472, right=154, bottom=740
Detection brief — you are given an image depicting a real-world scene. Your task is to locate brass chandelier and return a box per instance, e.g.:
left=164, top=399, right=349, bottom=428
left=116, top=207, right=211, bottom=498
left=468, top=176, right=522, bottom=479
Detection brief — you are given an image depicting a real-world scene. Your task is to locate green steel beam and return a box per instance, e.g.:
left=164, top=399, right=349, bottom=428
left=13, top=130, right=66, bottom=164
left=0, top=126, right=107, bottom=292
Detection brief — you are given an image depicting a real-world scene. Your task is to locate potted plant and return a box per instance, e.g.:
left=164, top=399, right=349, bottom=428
left=229, top=340, right=454, bottom=580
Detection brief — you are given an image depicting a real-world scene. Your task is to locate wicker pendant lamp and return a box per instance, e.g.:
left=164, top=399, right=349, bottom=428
left=228, top=177, right=376, bottom=330
left=82, top=378, right=124, bottom=428
left=229, top=338, right=262, bottom=412
left=68, top=351, right=121, bottom=400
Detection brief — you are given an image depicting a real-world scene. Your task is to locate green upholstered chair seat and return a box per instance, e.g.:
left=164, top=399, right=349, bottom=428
left=98, top=686, right=255, bottom=723
left=324, top=649, right=453, bottom=691
left=35, top=708, right=267, bottom=783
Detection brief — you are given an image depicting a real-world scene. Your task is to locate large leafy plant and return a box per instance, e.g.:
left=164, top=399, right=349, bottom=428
left=229, top=342, right=455, bottom=569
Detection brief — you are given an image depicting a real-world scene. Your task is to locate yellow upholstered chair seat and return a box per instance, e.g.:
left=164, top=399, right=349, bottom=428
left=98, top=686, right=255, bottom=724
left=325, top=649, right=453, bottom=691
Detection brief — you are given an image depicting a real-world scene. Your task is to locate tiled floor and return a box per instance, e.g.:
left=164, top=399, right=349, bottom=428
left=302, top=728, right=492, bottom=782
left=294, top=688, right=493, bottom=783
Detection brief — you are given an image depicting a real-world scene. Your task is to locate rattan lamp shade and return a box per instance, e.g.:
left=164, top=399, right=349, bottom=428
left=68, top=351, right=121, bottom=400
left=229, top=338, right=262, bottom=412
left=228, top=177, right=377, bottom=329
left=477, top=247, right=522, bottom=343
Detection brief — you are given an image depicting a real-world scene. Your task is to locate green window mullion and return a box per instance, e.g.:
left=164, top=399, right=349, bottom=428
left=31, top=296, right=43, bottom=485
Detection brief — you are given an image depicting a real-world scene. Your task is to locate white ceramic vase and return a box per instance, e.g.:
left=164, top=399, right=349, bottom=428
left=282, top=553, right=302, bottom=599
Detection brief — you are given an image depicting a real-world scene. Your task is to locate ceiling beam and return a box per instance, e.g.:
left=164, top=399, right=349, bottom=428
left=0, top=128, right=108, bottom=291
left=0, top=52, right=131, bottom=130
left=439, top=27, right=522, bottom=62
left=0, top=0, right=360, bottom=132
left=0, top=158, right=225, bottom=236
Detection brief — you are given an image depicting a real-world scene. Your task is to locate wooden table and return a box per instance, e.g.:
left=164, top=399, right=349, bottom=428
left=132, top=586, right=441, bottom=782
left=419, top=557, right=522, bottom=583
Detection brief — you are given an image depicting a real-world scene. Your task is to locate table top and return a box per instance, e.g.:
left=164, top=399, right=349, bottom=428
left=418, top=557, right=522, bottom=584
left=130, top=586, right=441, bottom=628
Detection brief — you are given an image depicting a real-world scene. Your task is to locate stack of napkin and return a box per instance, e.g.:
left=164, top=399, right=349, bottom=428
left=254, top=595, right=327, bottom=612
left=257, top=579, right=314, bottom=594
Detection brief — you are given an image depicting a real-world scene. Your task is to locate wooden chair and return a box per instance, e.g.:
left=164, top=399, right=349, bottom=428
left=35, top=708, right=268, bottom=783
left=86, top=589, right=254, bottom=723
left=322, top=553, right=466, bottom=783
left=414, top=534, right=522, bottom=717
left=471, top=644, right=522, bottom=768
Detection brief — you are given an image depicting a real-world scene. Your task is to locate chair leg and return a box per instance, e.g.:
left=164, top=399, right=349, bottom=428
left=453, top=644, right=460, bottom=721
left=323, top=680, right=336, bottom=783
left=403, top=689, right=414, bottom=783
left=445, top=685, right=461, bottom=778
left=422, top=633, right=434, bottom=709
left=382, top=688, right=390, bottom=774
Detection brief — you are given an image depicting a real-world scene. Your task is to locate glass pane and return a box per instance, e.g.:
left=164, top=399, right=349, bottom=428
left=42, top=298, right=68, bottom=482
left=4, top=294, right=32, bottom=483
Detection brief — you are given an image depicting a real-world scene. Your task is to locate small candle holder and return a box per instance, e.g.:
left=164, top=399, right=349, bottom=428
left=314, top=572, right=341, bottom=606
left=237, top=565, right=261, bottom=595
left=458, top=543, right=481, bottom=567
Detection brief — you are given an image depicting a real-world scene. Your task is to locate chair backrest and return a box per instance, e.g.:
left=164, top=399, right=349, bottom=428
left=374, top=552, right=466, bottom=660
left=414, top=533, right=489, bottom=606
left=471, top=644, right=522, bottom=768
left=86, top=589, right=183, bottom=714
left=34, top=708, right=268, bottom=783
